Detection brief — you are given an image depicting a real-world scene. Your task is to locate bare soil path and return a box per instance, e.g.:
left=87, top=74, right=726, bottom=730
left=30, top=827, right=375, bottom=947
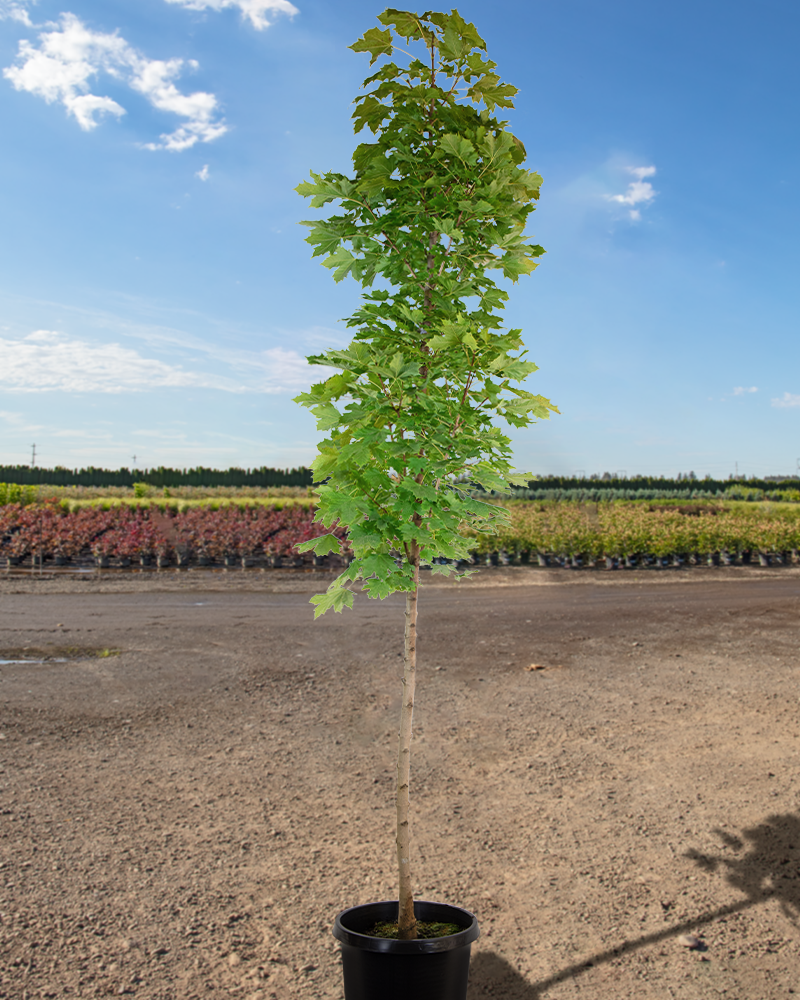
left=1, top=567, right=799, bottom=999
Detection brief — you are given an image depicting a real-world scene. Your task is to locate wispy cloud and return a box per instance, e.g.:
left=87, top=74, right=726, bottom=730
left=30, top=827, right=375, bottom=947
left=1, top=330, right=237, bottom=392
left=0, top=0, right=35, bottom=25
left=0, top=408, right=44, bottom=432
left=0, top=330, right=320, bottom=394
left=2, top=13, right=227, bottom=150
left=164, top=0, right=299, bottom=31
left=196, top=163, right=210, bottom=180
left=772, top=392, right=800, bottom=409
left=733, top=386, right=758, bottom=396
left=606, top=165, right=657, bottom=221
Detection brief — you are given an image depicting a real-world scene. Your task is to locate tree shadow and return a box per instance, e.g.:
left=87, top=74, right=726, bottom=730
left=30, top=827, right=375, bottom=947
left=468, top=812, right=800, bottom=998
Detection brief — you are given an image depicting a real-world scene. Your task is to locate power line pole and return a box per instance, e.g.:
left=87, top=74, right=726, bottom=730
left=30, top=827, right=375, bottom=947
left=31, top=444, right=36, bottom=468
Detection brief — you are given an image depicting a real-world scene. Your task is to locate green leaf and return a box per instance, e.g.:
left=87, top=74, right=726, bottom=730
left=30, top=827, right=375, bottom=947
left=321, top=247, right=356, bottom=283
left=304, top=221, right=344, bottom=258
left=295, top=173, right=352, bottom=208
left=467, top=75, right=518, bottom=111
left=507, top=471, right=533, bottom=487
left=378, top=9, right=425, bottom=40
left=349, top=27, right=393, bottom=65
left=312, top=403, right=342, bottom=431
left=310, top=584, right=355, bottom=617
left=352, top=95, right=390, bottom=134
left=389, top=351, right=405, bottom=376
left=296, top=533, right=342, bottom=555
left=437, top=133, right=478, bottom=166
left=489, top=356, right=539, bottom=379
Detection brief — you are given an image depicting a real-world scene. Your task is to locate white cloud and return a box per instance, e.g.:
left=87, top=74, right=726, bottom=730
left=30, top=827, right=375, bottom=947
left=2, top=13, right=227, bottom=149
left=251, top=346, right=323, bottom=393
left=772, top=392, right=800, bottom=409
left=0, top=0, right=35, bottom=25
left=606, top=165, right=657, bottom=221
left=733, top=386, right=758, bottom=395
left=196, top=163, right=210, bottom=180
left=0, top=331, right=320, bottom=394
left=164, top=0, right=299, bottom=31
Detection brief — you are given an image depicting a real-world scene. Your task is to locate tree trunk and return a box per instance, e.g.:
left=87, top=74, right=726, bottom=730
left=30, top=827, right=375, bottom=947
left=396, top=543, right=420, bottom=939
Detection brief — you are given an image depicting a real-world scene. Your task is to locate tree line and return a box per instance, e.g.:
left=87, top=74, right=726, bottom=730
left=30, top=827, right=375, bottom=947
left=1, top=466, right=798, bottom=493
left=0, top=465, right=314, bottom=488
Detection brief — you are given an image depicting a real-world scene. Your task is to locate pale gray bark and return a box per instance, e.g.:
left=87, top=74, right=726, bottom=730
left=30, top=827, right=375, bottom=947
left=396, top=544, right=420, bottom=939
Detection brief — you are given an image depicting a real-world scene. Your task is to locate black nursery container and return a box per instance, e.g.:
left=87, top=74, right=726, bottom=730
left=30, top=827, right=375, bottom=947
left=333, top=900, right=479, bottom=1000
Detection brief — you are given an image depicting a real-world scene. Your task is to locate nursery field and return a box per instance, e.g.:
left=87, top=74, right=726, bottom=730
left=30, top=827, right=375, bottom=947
left=2, top=498, right=800, bottom=572
left=0, top=569, right=798, bottom=999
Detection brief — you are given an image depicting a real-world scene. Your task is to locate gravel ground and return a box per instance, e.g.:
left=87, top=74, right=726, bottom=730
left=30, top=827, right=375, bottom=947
left=0, top=565, right=799, bottom=999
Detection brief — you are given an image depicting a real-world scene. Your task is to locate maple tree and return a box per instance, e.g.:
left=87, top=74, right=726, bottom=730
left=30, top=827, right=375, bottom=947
left=311, top=7, right=559, bottom=939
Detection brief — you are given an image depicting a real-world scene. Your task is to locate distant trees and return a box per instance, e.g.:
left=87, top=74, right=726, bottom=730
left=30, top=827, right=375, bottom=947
left=0, top=465, right=313, bottom=489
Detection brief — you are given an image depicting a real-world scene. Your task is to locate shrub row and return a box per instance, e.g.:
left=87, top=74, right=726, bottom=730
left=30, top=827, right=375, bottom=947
left=3, top=500, right=800, bottom=569
left=473, top=501, right=800, bottom=561
left=0, top=503, right=346, bottom=568
left=498, top=487, right=800, bottom=503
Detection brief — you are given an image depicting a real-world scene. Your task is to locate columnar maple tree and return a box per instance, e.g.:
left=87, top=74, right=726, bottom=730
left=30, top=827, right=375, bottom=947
left=294, top=8, right=557, bottom=939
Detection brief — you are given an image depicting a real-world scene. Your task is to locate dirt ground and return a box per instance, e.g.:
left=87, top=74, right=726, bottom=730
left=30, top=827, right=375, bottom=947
left=1, top=564, right=799, bottom=1000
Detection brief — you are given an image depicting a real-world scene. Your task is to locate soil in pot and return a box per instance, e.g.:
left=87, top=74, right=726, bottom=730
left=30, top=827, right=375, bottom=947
left=369, top=920, right=461, bottom=939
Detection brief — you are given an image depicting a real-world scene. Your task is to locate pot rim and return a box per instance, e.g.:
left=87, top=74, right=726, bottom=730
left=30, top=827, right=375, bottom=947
left=333, top=899, right=479, bottom=954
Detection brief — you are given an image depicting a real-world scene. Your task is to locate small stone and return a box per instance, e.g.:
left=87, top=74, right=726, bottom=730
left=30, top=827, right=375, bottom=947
left=228, top=952, right=242, bottom=967
left=678, top=933, right=702, bottom=950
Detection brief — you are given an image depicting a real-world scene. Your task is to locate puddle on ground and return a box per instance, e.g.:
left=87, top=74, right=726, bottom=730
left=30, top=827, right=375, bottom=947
left=0, top=647, right=120, bottom=664
left=0, top=658, right=68, bottom=665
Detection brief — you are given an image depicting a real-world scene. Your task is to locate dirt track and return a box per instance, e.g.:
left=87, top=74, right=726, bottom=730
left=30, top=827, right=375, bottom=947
left=1, top=566, right=799, bottom=999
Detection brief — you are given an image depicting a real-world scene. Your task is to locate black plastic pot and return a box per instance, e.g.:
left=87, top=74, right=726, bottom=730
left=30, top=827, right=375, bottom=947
left=333, top=900, right=479, bottom=1000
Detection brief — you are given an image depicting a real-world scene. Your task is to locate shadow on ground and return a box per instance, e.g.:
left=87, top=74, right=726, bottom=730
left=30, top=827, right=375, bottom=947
left=468, top=812, right=800, bottom=998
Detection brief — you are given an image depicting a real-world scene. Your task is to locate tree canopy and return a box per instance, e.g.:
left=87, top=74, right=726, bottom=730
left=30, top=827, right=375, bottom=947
left=295, top=8, right=558, bottom=615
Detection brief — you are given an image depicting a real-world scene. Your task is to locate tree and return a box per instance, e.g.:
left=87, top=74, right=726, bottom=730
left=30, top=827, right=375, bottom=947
left=294, top=7, right=558, bottom=940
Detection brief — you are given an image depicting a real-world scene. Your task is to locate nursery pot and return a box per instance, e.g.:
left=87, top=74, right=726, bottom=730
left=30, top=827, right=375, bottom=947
left=333, top=900, right=479, bottom=1000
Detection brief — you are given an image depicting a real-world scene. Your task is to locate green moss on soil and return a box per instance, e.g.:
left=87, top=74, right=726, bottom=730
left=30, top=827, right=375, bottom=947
left=367, top=920, right=462, bottom=939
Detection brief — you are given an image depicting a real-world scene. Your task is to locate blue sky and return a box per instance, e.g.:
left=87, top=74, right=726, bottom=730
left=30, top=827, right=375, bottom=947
left=0, top=0, right=798, bottom=479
